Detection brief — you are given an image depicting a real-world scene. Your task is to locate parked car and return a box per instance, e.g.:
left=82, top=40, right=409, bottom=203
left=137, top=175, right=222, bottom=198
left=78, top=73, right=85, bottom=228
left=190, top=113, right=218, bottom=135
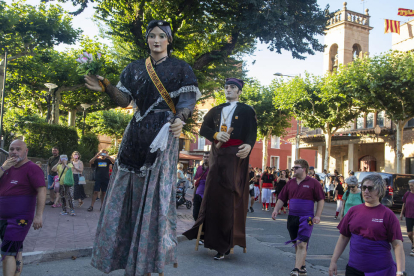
left=354, top=171, right=414, bottom=208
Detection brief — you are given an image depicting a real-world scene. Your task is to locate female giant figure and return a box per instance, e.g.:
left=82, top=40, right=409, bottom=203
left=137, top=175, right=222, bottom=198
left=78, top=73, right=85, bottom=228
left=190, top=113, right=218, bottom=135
left=84, top=20, right=200, bottom=276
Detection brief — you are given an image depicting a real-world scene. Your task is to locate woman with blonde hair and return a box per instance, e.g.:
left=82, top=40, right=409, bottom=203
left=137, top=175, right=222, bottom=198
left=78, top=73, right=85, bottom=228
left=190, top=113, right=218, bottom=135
left=71, top=151, right=86, bottom=207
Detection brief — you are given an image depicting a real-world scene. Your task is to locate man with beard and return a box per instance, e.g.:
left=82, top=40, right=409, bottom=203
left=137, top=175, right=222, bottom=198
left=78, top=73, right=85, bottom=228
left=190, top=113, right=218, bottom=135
left=272, top=159, right=325, bottom=276
left=0, top=140, right=46, bottom=276
left=192, top=152, right=210, bottom=222
left=183, top=78, right=257, bottom=260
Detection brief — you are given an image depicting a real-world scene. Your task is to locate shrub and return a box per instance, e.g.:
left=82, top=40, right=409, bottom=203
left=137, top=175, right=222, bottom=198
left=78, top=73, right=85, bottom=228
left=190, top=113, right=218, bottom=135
left=78, top=132, right=99, bottom=163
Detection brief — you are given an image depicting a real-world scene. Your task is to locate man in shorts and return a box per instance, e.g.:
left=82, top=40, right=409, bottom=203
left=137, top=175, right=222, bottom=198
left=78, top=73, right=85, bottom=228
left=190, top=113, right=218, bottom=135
left=88, top=150, right=114, bottom=212
left=272, top=159, right=325, bottom=276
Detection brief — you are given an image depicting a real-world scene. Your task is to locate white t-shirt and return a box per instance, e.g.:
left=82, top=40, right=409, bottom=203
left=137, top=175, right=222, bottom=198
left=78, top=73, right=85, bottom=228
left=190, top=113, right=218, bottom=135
left=219, top=101, right=238, bottom=130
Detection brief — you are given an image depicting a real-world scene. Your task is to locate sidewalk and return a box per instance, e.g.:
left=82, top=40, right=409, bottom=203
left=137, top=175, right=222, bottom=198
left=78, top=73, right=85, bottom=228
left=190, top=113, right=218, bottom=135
left=22, top=192, right=195, bottom=255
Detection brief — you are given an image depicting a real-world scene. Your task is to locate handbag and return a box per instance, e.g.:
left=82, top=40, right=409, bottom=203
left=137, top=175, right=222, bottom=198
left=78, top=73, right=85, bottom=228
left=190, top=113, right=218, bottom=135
left=78, top=175, right=86, bottom=185
left=53, top=175, right=60, bottom=193
left=194, top=169, right=208, bottom=188
left=63, top=167, right=74, bottom=186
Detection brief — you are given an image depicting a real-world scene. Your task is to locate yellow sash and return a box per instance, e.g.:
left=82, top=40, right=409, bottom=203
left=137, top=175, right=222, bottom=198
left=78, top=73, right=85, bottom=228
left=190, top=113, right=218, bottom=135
left=145, top=57, right=176, bottom=114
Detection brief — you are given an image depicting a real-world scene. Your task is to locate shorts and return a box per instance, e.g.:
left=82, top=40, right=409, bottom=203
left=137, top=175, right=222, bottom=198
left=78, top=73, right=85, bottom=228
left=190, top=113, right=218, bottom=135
left=94, top=179, right=109, bottom=192
left=0, top=220, right=23, bottom=255
left=47, top=175, right=55, bottom=190
left=345, top=264, right=365, bottom=276
left=406, top=217, right=414, bottom=232
left=287, top=215, right=300, bottom=242
left=249, top=188, right=255, bottom=197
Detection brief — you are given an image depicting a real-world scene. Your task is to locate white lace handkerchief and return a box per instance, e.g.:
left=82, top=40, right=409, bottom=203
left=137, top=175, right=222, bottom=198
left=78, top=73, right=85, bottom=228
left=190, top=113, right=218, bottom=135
left=150, top=122, right=171, bottom=153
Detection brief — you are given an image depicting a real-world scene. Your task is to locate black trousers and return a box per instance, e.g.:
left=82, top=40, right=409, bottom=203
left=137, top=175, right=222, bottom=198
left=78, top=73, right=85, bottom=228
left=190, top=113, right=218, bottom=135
left=193, top=194, right=203, bottom=221
left=346, top=265, right=365, bottom=276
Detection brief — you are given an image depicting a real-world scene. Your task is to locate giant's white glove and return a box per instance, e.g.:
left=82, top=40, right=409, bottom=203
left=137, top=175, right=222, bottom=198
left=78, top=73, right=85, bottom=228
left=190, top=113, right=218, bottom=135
left=170, top=118, right=184, bottom=138
left=236, top=144, right=251, bottom=159
left=216, top=132, right=230, bottom=143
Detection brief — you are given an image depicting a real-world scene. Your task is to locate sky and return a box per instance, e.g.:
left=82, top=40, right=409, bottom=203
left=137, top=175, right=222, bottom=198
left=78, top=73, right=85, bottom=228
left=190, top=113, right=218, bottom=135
left=7, top=0, right=414, bottom=85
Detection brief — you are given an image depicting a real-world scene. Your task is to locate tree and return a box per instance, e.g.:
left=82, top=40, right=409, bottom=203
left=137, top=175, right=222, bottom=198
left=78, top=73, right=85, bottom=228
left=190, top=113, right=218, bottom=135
left=215, top=80, right=291, bottom=169
left=46, top=0, right=331, bottom=94
left=0, top=0, right=81, bottom=85
left=85, top=109, right=133, bottom=148
left=338, top=51, right=414, bottom=173
left=5, top=38, right=121, bottom=125
left=273, top=74, right=363, bottom=171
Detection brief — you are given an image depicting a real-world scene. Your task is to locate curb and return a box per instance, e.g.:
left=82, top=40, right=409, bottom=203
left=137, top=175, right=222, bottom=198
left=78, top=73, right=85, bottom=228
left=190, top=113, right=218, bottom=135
left=6, top=235, right=189, bottom=266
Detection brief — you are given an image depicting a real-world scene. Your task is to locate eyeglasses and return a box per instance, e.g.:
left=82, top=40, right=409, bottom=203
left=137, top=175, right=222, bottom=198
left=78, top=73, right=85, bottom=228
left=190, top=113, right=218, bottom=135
left=292, top=166, right=302, bottom=170
left=361, top=185, right=374, bottom=192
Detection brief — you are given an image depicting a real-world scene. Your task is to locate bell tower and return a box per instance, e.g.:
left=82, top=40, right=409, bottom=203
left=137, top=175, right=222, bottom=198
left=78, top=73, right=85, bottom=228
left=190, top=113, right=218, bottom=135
left=323, top=2, right=373, bottom=73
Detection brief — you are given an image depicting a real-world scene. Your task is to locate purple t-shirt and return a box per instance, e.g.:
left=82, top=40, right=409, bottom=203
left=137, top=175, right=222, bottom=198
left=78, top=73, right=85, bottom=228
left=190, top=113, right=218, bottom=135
left=338, top=204, right=403, bottom=243
left=0, top=161, right=45, bottom=196
left=195, top=165, right=209, bottom=198
left=403, top=191, right=414, bottom=218
left=278, top=176, right=325, bottom=203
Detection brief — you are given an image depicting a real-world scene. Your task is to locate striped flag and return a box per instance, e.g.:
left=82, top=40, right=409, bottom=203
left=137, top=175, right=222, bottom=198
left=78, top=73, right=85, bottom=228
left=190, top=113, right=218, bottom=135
left=384, top=19, right=400, bottom=34
left=398, top=8, right=414, bottom=16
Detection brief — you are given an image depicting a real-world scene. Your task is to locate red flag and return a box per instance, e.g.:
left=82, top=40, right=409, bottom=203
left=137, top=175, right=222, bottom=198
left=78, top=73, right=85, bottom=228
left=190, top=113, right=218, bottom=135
left=384, top=19, right=400, bottom=34
left=398, top=8, right=414, bottom=16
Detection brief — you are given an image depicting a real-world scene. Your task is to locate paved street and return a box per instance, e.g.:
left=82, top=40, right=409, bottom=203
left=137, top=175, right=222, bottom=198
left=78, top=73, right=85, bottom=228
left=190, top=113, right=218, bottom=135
left=22, top=201, right=414, bottom=275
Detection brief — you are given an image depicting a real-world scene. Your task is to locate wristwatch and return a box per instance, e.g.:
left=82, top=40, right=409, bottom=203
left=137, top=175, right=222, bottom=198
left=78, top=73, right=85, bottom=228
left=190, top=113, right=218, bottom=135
left=396, top=271, right=406, bottom=276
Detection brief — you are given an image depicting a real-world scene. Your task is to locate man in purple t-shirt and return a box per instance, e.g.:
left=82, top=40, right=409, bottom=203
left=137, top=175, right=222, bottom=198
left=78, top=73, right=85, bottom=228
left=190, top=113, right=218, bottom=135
left=192, top=152, right=209, bottom=222
left=400, top=179, right=414, bottom=256
left=272, top=159, right=325, bottom=276
left=0, top=140, right=46, bottom=276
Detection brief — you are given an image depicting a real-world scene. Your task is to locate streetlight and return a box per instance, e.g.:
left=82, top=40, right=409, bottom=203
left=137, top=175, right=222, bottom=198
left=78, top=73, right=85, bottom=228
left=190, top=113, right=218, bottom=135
left=81, top=103, right=91, bottom=136
left=274, top=72, right=302, bottom=161
left=44, top=83, right=58, bottom=124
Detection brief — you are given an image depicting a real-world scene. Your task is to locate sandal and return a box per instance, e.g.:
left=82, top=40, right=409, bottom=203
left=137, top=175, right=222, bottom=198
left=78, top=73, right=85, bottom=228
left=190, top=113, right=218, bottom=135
left=87, top=206, right=93, bottom=212
left=52, top=204, right=57, bottom=208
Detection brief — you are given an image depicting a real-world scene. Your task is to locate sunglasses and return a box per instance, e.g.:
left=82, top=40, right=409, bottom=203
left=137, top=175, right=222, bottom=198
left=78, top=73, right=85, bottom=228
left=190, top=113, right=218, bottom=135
left=292, top=166, right=302, bottom=170
left=348, top=185, right=357, bottom=189
left=361, top=185, right=375, bottom=192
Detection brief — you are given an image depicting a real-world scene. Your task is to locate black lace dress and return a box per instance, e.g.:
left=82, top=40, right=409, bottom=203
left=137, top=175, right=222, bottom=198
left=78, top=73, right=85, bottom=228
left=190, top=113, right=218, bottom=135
left=91, top=57, right=200, bottom=275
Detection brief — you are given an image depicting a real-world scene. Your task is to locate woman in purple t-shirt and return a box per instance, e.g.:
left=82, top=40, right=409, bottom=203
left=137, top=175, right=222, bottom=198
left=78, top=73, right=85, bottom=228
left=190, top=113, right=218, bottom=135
left=400, top=179, right=414, bottom=257
left=329, top=174, right=405, bottom=276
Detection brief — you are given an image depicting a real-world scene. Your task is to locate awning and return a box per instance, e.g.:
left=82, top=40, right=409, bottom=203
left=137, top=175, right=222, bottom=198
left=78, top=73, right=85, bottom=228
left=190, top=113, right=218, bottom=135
left=179, top=153, right=203, bottom=160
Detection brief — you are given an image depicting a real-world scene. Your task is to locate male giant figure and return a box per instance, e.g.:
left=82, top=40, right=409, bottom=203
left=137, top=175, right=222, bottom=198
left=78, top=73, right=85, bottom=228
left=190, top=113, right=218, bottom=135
left=183, top=78, right=257, bottom=260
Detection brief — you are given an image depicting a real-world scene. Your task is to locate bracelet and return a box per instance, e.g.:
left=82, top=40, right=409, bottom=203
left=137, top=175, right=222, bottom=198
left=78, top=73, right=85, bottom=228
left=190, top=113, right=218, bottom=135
left=213, top=132, right=219, bottom=140
left=0, top=166, right=5, bottom=172
left=98, top=80, right=105, bottom=92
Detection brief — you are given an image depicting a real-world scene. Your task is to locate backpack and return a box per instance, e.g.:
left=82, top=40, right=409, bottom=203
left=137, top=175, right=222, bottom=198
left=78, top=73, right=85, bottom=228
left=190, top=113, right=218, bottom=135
left=345, top=189, right=363, bottom=203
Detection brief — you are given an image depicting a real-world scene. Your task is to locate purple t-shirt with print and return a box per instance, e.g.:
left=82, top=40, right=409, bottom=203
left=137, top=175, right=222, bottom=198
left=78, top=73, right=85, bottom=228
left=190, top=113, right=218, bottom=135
left=403, top=191, right=414, bottom=219
left=338, top=203, right=403, bottom=243
left=0, top=161, right=45, bottom=196
left=278, top=176, right=325, bottom=203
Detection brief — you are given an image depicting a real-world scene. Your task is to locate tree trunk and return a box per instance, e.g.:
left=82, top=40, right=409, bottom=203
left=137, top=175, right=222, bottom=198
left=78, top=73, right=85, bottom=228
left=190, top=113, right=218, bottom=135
left=52, top=90, right=61, bottom=124
left=395, top=121, right=404, bottom=173
left=262, top=130, right=272, bottom=171
left=324, top=125, right=332, bottom=172
left=114, top=136, right=118, bottom=148
left=67, top=109, right=76, bottom=126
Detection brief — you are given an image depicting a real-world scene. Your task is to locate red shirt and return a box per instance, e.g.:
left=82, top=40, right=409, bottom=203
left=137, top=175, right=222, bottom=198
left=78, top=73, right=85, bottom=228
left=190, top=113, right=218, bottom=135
left=278, top=176, right=325, bottom=203
left=0, top=161, right=45, bottom=196
left=338, top=204, right=403, bottom=243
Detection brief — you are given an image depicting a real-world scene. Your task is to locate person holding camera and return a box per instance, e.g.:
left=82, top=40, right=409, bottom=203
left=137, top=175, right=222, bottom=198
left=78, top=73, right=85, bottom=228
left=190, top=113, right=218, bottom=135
left=88, top=150, right=114, bottom=212
left=51, top=154, right=75, bottom=216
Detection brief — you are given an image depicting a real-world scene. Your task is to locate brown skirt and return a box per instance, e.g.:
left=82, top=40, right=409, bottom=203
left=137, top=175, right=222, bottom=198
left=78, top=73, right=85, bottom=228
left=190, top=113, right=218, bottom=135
left=183, top=144, right=249, bottom=254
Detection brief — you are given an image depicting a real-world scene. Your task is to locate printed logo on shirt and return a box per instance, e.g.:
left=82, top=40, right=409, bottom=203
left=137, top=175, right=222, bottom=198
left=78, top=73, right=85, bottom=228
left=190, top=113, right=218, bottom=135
left=98, top=162, right=108, bottom=167
left=10, top=180, right=18, bottom=185
left=372, top=218, right=383, bottom=223
left=303, top=185, right=310, bottom=188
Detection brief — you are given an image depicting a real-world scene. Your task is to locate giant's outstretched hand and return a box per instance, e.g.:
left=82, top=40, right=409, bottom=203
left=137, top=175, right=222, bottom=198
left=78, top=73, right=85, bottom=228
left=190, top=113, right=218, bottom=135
left=85, top=75, right=104, bottom=92
left=170, top=118, right=184, bottom=138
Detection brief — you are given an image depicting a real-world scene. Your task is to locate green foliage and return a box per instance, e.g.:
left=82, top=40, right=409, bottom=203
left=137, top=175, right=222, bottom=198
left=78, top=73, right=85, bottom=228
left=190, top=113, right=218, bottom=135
left=273, top=74, right=363, bottom=134
left=106, top=144, right=119, bottom=155
left=78, top=132, right=99, bottom=163
left=0, top=0, right=81, bottom=60
left=85, top=109, right=133, bottom=142
left=75, top=51, right=104, bottom=75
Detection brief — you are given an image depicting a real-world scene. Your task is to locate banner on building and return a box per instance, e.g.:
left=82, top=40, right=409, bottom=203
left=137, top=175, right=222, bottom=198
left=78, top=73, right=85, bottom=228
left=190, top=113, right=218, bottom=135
left=384, top=19, right=400, bottom=34
left=398, top=8, right=414, bottom=16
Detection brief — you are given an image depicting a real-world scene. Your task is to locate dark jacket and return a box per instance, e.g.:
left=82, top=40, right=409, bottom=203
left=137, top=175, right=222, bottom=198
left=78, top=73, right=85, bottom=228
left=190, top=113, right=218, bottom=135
left=200, top=102, right=257, bottom=149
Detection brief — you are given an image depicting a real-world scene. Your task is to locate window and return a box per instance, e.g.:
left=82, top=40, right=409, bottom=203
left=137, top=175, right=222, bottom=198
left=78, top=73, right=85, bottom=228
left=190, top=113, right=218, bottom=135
left=356, top=114, right=364, bottom=129
left=406, top=118, right=414, bottom=128
left=270, top=156, right=280, bottom=169
left=377, top=111, right=385, bottom=127
left=198, top=137, right=205, bottom=150
left=287, top=156, right=292, bottom=170
left=271, top=136, right=280, bottom=149
left=366, top=113, right=374, bottom=128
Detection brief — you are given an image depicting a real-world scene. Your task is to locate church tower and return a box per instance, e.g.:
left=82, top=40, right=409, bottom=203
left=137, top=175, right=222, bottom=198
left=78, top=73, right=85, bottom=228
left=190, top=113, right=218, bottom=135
left=323, top=2, right=373, bottom=73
